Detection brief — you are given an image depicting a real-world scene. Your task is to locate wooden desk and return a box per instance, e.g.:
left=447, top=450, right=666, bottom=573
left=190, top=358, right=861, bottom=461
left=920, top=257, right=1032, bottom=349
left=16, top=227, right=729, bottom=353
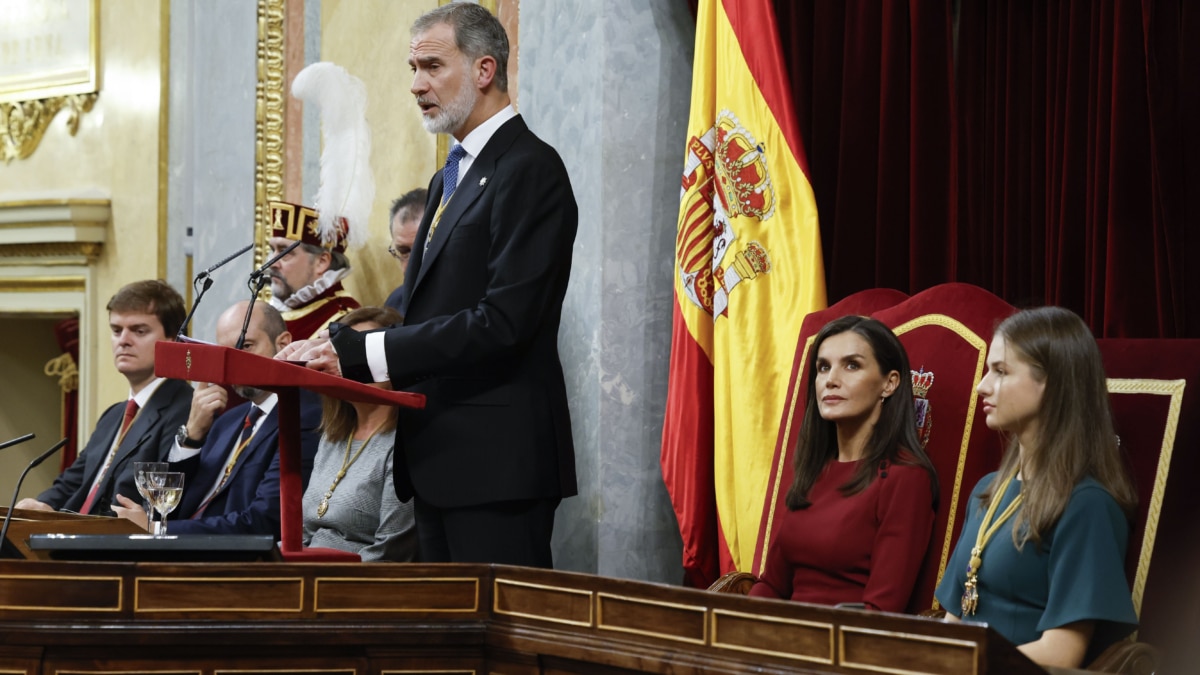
left=0, top=507, right=141, bottom=560
left=0, top=560, right=1048, bottom=674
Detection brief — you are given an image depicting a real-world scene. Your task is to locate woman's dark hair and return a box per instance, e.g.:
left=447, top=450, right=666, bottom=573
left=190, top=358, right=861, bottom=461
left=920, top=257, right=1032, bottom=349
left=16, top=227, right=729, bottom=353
left=785, top=315, right=938, bottom=510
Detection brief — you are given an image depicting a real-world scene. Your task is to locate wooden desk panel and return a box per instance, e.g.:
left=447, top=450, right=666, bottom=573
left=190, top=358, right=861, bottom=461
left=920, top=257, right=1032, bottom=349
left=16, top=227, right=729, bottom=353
left=0, top=561, right=1045, bottom=675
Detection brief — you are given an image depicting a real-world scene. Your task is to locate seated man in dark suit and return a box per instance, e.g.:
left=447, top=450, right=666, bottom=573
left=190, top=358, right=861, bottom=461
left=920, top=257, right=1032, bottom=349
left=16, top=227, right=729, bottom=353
left=113, top=300, right=319, bottom=538
left=17, top=280, right=193, bottom=516
left=384, top=187, right=427, bottom=314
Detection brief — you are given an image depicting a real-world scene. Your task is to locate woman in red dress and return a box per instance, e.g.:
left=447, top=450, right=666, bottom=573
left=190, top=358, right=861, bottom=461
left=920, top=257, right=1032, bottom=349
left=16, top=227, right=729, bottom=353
left=750, top=316, right=938, bottom=612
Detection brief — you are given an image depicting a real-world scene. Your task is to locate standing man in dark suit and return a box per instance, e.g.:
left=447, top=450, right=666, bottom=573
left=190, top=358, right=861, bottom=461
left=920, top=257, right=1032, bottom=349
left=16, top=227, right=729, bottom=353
left=114, top=300, right=319, bottom=537
left=282, top=3, right=578, bottom=568
left=17, top=280, right=193, bottom=516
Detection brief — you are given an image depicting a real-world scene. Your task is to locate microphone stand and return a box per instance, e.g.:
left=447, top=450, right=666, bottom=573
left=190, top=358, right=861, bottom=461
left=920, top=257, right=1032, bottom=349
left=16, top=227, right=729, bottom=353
left=1, top=438, right=67, bottom=558
left=236, top=239, right=302, bottom=350
left=178, top=243, right=255, bottom=339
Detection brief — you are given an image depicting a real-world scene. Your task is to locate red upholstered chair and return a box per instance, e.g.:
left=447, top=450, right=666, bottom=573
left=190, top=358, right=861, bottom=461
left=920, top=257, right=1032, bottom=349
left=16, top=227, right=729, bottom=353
left=711, top=283, right=1198, bottom=674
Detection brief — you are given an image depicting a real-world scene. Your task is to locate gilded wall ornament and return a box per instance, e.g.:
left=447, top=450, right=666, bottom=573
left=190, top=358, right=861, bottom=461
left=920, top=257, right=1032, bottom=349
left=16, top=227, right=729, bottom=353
left=0, top=93, right=98, bottom=163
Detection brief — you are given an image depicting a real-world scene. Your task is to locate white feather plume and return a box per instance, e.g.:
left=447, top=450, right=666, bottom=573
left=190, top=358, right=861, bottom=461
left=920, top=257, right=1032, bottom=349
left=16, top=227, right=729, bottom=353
left=291, top=61, right=375, bottom=250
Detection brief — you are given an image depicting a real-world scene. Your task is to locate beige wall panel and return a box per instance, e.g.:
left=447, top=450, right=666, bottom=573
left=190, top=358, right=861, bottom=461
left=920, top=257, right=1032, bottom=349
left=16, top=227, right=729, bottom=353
left=320, top=0, right=438, bottom=308
left=0, top=1, right=164, bottom=438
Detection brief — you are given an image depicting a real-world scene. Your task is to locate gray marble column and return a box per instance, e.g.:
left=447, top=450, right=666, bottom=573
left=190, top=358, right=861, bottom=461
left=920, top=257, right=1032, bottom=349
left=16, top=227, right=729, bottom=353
left=167, top=0, right=259, bottom=339
left=520, top=1, right=695, bottom=583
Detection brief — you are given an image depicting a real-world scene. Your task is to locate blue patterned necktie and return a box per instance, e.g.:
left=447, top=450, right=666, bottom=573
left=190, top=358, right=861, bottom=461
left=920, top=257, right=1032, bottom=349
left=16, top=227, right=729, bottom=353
left=441, top=144, right=468, bottom=205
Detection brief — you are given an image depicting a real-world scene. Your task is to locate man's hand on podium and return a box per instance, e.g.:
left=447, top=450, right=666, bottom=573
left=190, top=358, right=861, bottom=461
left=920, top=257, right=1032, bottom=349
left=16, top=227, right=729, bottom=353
left=112, top=494, right=150, bottom=531
left=14, top=498, right=53, bottom=512
left=275, top=336, right=342, bottom=377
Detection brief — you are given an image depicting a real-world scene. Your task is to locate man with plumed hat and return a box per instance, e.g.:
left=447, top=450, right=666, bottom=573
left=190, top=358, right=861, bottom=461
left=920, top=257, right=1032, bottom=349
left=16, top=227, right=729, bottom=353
left=266, top=60, right=375, bottom=340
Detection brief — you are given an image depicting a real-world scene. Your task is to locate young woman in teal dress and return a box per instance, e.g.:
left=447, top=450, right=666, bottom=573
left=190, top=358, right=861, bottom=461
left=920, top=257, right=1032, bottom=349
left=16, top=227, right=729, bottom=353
left=936, top=307, right=1138, bottom=668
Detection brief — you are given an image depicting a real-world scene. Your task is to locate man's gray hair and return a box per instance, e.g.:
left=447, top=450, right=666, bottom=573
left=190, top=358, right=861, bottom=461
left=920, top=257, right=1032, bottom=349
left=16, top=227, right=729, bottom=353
left=412, top=3, right=509, bottom=93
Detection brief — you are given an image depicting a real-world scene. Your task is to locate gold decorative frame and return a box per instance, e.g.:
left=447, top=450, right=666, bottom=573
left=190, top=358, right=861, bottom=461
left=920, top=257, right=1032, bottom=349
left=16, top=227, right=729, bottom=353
left=0, top=0, right=101, bottom=163
left=255, top=0, right=287, bottom=269
left=1107, top=377, right=1185, bottom=618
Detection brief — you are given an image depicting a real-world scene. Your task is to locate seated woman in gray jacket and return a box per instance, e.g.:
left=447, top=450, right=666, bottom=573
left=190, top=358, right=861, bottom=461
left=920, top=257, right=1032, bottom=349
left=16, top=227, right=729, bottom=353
left=301, top=306, right=415, bottom=561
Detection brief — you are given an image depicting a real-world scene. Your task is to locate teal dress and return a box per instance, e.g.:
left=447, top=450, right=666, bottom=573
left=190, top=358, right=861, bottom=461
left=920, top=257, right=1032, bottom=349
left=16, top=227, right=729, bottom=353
left=935, top=473, right=1138, bottom=655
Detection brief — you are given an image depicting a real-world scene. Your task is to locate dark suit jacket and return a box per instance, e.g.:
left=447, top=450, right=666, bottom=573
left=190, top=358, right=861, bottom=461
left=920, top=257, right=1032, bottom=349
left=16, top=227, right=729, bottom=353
left=37, top=378, right=193, bottom=516
left=335, top=115, right=578, bottom=510
left=169, top=394, right=321, bottom=538
left=384, top=284, right=405, bottom=317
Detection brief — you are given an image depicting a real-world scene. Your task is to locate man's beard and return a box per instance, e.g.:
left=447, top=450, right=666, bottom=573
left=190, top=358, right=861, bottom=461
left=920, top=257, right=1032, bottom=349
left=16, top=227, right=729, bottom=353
left=234, top=385, right=265, bottom=401
left=422, top=73, right=479, bottom=136
left=269, top=273, right=296, bottom=302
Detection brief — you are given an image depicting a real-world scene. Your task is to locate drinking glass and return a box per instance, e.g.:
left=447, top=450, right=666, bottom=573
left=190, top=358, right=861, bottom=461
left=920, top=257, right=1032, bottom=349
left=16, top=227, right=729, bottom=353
left=132, top=462, right=169, bottom=529
left=145, top=471, right=185, bottom=537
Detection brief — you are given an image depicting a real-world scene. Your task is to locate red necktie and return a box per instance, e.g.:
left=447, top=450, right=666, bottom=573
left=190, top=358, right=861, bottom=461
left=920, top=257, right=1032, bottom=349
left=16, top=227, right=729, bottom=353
left=80, top=399, right=139, bottom=514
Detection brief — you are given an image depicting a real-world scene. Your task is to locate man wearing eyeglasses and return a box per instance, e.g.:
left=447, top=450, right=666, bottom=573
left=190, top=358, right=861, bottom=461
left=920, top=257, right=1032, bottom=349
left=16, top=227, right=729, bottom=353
left=385, top=188, right=427, bottom=315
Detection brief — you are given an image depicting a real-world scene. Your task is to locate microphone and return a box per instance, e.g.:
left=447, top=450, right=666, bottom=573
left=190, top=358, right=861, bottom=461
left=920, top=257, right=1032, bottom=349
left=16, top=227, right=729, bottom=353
left=236, top=239, right=302, bottom=349
left=198, top=242, right=255, bottom=281
left=179, top=243, right=255, bottom=339
left=249, top=239, right=302, bottom=283
left=1, top=438, right=68, bottom=558
left=0, top=433, right=34, bottom=452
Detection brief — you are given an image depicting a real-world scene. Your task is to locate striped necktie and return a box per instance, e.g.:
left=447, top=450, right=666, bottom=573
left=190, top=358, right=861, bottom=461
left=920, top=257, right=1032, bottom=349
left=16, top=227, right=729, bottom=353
left=80, top=399, right=139, bottom=514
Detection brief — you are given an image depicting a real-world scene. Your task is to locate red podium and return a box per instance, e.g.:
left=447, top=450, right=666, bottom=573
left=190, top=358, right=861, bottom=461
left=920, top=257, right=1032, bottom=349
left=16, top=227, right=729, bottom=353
left=155, top=340, right=425, bottom=561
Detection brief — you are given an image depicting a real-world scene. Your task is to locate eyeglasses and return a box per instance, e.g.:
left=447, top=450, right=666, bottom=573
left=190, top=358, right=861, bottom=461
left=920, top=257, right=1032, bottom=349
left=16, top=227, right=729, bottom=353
left=387, top=246, right=411, bottom=262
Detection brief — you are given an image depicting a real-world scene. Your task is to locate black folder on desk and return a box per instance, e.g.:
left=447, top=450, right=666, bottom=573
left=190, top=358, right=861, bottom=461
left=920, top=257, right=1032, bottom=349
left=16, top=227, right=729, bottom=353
left=28, top=534, right=280, bottom=562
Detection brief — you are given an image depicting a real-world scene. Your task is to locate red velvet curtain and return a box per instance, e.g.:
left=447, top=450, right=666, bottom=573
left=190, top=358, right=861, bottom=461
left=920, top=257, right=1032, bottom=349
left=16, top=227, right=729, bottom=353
left=772, top=0, right=1200, bottom=338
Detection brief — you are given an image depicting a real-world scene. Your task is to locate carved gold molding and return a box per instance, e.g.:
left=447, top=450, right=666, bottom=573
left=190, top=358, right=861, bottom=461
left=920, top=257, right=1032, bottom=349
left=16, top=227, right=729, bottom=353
left=0, top=242, right=102, bottom=263
left=0, top=93, right=99, bottom=163
left=255, top=0, right=287, bottom=270
left=0, top=276, right=86, bottom=293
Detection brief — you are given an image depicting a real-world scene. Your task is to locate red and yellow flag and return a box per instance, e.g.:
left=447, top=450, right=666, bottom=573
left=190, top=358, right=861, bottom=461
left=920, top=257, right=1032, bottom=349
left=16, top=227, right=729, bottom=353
left=661, top=0, right=826, bottom=586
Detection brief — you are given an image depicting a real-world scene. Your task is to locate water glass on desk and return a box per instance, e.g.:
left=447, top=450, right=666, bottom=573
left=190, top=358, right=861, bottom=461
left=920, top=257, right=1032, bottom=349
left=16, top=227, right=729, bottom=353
left=145, top=471, right=184, bottom=537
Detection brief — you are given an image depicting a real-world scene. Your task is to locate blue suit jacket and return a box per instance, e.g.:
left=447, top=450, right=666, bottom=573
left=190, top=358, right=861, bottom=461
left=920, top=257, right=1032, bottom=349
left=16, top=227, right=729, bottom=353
left=37, top=378, right=193, bottom=515
left=170, top=394, right=320, bottom=538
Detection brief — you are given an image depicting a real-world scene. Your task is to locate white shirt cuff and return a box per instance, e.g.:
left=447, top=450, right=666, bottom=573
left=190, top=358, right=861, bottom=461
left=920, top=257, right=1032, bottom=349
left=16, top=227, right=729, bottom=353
left=365, top=332, right=390, bottom=383
left=168, top=440, right=201, bottom=462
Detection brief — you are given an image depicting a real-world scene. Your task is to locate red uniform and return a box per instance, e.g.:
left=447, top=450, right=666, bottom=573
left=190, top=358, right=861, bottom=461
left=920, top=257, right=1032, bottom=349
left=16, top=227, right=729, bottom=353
left=279, top=283, right=360, bottom=341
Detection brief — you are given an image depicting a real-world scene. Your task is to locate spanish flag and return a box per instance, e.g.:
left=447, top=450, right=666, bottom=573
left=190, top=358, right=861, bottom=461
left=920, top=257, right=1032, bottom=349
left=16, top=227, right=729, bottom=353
left=661, top=0, right=826, bottom=587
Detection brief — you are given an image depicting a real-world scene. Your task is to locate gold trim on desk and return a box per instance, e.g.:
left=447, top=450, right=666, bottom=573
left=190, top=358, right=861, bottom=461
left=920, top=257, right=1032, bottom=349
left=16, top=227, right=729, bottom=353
left=56, top=671, right=200, bottom=675
left=384, top=671, right=475, bottom=675
left=711, top=607, right=834, bottom=664
left=134, top=576, right=305, bottom=613
left=0, top=573, right=123, bottom=612
left=314, top=576, right=480, bottom=613
left=213, top=670, right=353, bottom=675
left=838, top=626, right=979, bottom=675
left=492, top=576, right=593, bottom=627
left=596, top=591, right=708, bottom=645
